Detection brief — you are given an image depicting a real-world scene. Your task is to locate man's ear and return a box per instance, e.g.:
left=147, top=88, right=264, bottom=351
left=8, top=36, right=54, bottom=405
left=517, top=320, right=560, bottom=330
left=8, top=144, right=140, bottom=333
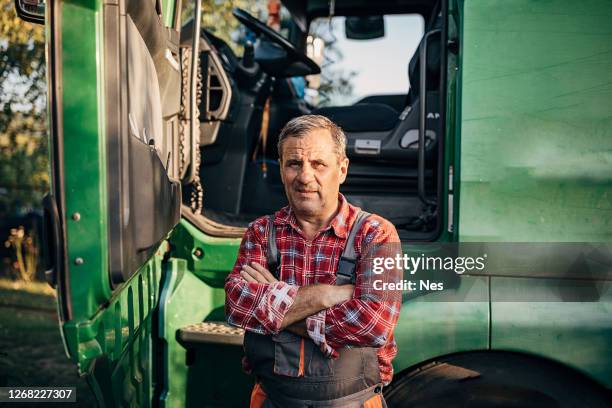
left=339, top=157, right=349, bottom=184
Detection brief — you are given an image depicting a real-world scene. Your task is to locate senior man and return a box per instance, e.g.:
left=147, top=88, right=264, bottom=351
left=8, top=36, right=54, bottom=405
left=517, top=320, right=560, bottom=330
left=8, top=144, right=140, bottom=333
left=225, top=115, right=402, bottom=407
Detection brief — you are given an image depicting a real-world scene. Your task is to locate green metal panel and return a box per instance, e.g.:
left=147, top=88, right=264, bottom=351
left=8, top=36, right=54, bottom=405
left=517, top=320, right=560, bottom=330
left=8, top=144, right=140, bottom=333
left=48, top=0, right=182, bottom=405
left=169, top=219, right=242, bottom=289
left=491, top=277, right=612, bottom=388
left=54, top=0, right=182, bottom=326
left=64, top=251, right=164, bottom=406
left=458, top=0, right=612, bottom=242
left=156, top=257, right=251, bottom=408
left=392, top=276, right=490, bottom=374
left=161, top=219, right=249, bottom=406
left=61, top=0, right=112, bottom=323
left=457, top=0, right=612, bottom=389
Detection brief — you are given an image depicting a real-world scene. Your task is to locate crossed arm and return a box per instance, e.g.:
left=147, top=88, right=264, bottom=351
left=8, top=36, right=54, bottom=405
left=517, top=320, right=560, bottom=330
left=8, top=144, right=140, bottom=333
left=224, top=217, right=401, bottom=352
left=239, top=262, right=354, bottom=336
left=232, top=259, right=400, bottom=354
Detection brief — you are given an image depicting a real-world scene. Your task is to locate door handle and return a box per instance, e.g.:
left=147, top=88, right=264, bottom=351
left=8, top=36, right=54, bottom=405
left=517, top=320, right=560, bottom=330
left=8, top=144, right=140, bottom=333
left=42, top=193, right=61, bottom=288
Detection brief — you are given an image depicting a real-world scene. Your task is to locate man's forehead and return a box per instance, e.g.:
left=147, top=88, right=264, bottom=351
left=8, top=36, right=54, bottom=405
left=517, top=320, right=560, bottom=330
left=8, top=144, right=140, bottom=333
left=282, top=129, right=336, bottom=158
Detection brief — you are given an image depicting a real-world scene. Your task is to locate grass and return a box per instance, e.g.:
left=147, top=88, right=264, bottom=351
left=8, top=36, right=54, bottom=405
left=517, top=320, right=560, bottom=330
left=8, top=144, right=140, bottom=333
left=0, top=278, right=56, bottom=310
left=0, top=279, right=96, bottom=407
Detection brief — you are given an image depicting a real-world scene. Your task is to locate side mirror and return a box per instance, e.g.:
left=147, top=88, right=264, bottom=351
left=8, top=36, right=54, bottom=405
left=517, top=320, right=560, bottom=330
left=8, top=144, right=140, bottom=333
left=345, top=16, right=384, bottom=40
left=14, top=0, right=45, bottom=25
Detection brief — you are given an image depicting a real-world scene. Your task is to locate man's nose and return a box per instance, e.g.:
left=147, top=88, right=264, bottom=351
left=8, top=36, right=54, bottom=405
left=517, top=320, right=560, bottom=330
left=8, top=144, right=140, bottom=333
left=296, top=163, right=315, bottom=184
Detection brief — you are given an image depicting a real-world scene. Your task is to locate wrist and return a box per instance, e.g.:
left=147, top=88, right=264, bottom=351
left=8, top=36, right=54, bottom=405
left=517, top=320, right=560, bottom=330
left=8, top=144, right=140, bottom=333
left=321, top=284, right=338, bottom=308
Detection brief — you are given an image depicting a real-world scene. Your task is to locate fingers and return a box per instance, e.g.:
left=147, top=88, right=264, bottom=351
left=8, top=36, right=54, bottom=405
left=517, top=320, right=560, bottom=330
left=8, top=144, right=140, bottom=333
left=240, top=262, right=277, bottom=283
left=241, top=265, right=265, bottom=283
left=240, top=269, right=258, bottom=283
left=250, top=262, right=278, bottom=282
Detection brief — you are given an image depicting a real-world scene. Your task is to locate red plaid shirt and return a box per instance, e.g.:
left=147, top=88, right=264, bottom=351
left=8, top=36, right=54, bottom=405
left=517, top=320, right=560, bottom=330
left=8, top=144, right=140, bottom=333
left=224, top=194, right=402, bottom=384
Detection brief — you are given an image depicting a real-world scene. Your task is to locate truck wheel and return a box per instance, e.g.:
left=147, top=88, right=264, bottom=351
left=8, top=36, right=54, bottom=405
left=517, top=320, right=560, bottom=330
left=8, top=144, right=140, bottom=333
left=384, top=351, right=611, bottom=408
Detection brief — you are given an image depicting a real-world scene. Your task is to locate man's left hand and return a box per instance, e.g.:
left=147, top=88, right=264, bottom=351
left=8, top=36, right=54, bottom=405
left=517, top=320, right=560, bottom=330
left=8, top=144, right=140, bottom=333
left=240, top=262, right=278, bottom=283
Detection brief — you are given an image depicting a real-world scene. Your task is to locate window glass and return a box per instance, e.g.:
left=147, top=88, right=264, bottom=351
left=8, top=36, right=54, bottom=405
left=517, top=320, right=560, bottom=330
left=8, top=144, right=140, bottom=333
left=307, top=15, right=424, bottom=107
left=182, top=0, right=293, bottom=57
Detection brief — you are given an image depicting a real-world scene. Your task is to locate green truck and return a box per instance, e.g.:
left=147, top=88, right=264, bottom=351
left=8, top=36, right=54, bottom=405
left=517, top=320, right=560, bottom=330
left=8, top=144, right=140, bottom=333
left=15, top=0, right=611, bottom=406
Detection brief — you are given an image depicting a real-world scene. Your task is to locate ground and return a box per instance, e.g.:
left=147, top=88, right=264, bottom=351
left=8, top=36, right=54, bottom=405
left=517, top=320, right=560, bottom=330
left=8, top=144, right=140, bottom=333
left=0, top=279, right=96, bottom=407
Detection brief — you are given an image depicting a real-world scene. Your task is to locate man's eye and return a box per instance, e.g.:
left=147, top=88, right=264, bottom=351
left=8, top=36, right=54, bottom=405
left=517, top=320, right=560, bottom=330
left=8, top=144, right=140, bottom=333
left=313, top=162, right=325, bottom=169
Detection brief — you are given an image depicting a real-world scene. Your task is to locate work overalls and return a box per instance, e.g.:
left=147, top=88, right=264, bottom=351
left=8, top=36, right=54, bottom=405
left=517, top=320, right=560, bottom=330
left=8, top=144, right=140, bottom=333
left=244, top=211, right=387, bottom=407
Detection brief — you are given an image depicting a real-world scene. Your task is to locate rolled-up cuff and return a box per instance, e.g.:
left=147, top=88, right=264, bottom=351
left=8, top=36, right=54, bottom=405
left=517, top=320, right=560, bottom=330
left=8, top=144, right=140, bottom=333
left=254, top=281, right=299, bottom=334
left=306, top=310, right=338, bottom=358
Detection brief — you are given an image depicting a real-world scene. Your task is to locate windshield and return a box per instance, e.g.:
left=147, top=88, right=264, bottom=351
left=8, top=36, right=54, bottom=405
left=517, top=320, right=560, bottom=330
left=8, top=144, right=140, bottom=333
left=307, top=14, right=424, bottom=107
left=182, top=0, right=293, bottom=57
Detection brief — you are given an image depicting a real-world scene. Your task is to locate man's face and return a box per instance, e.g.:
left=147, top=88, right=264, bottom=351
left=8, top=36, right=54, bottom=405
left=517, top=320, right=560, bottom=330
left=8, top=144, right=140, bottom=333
left=280, top=129, right=349, bottom=219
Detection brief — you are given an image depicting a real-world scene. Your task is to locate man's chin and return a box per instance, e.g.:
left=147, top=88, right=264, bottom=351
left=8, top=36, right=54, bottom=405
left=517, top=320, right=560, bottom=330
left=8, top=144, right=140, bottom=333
left=291, top=200, right=322, bottom=216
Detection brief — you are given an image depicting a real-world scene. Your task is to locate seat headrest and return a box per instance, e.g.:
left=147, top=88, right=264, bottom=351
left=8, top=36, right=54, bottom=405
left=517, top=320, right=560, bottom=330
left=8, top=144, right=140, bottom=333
left=408, top=30, right=442, bottom=97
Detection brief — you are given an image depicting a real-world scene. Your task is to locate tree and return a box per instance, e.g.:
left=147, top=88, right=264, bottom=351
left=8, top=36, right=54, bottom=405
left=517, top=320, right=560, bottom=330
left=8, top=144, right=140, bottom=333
left=0, top=0, right=47, bottom=281
left=181, top=0, right=261, bottom=56
left=0, top=0, right=48, bottom=218
left=307, top=18, right=357, bottom=107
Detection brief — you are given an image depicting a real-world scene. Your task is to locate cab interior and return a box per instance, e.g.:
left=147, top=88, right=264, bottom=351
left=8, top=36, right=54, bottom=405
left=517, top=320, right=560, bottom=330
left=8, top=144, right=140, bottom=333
left=181, top=0, right=447, bottom=241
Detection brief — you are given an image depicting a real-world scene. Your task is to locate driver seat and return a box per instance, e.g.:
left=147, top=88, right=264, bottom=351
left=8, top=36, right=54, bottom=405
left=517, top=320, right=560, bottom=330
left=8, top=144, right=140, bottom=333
left=311, top=28, right=442, bottom=163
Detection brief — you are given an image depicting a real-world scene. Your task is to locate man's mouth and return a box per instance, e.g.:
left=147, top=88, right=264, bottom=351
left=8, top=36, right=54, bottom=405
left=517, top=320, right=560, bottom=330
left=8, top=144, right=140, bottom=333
left=296, top=189, right=317, bottom=195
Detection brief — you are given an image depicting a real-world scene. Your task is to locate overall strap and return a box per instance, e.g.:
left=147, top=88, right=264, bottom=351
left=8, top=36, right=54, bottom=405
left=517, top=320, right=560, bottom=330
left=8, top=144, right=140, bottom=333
left=267, top=215, right=281, bottom=279
left=336, top=211, right=371, bottom=285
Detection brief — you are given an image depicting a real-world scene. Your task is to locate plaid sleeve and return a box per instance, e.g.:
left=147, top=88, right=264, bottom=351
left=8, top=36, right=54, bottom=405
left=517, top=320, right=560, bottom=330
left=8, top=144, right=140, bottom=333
left=306, top=216, right=402, bottom=353
left=225, top=217, right=299, bottom=335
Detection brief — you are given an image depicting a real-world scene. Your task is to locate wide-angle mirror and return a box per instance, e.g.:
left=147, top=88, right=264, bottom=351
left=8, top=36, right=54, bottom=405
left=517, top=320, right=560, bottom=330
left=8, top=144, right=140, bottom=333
left=14, top=0, right=45, bottom=25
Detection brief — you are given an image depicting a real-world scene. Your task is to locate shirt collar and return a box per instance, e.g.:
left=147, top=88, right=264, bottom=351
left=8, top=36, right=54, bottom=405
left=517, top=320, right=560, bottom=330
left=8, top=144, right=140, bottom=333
left=328, top=193, right=351, bottom=238
left=274, top=193, right=353, bottom=239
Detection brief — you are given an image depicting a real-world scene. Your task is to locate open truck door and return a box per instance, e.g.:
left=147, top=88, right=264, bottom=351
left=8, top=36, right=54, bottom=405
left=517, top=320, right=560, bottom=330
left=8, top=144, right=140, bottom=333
left=33, top=0, right=222, bottom=405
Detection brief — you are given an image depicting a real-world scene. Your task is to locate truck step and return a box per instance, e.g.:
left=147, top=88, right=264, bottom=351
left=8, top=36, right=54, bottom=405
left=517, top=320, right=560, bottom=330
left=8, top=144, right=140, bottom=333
left=178, top=321, right=244, bottom=346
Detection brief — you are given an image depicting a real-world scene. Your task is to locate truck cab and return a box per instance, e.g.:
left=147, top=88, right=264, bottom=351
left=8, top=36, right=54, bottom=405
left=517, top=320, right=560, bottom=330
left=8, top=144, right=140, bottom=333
left=16, top=0, right=612, bottom=406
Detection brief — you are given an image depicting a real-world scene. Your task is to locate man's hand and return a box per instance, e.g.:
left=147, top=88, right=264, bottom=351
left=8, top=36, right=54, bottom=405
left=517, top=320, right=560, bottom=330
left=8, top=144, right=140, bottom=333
left=240, top=262, right=278, bottom=283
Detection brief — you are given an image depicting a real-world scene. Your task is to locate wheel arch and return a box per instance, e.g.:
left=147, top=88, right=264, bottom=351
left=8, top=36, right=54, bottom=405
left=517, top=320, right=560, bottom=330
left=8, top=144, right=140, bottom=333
left=385, top=349, right=611, bottom=406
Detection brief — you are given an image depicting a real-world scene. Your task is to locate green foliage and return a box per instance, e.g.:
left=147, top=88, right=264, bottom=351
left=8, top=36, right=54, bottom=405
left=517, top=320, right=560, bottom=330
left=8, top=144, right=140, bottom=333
left=182, top=0, right=266, bottom=56
left=0, top=0, right=48, bottom=218
left=309, top=19, right=357, bottom=106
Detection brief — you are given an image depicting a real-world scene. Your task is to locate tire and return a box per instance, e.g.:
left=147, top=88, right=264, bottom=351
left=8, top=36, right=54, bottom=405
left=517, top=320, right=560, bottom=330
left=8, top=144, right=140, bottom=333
left=384, top=351, right=611, bottom=408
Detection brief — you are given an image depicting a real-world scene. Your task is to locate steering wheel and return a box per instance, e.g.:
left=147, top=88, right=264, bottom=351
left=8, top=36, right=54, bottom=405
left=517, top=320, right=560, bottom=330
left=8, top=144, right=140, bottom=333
left=232, top=8, right=320, bottom=76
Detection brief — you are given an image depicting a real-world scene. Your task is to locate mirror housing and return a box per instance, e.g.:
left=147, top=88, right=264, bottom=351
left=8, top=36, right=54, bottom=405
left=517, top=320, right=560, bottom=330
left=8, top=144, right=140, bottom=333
left=345, top=16, right=384, bottom=40
left=14, top=0, right=45, bottom=24
left=254, top=38, right=318, bottom=77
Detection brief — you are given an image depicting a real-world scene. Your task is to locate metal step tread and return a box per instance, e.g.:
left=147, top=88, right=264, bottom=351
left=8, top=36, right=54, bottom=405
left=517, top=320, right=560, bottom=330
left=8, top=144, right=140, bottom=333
left=179, top=321, right=244, bottom=346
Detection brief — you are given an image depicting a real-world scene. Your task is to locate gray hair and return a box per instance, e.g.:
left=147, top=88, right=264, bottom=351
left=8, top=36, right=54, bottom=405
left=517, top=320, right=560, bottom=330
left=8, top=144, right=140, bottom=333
left=277, top=115, right=347, bottom=161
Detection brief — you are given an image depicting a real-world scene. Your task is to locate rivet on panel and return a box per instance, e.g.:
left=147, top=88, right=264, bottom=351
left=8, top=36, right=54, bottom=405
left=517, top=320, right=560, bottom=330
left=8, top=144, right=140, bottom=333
left=74, top=257, right=84, bottom=265
left=72, top=212, right=81, bottom=221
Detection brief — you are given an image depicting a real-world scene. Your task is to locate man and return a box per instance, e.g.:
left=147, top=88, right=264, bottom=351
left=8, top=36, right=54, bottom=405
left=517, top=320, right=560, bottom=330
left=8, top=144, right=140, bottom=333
left=225, top=115, right=402, bottom=407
